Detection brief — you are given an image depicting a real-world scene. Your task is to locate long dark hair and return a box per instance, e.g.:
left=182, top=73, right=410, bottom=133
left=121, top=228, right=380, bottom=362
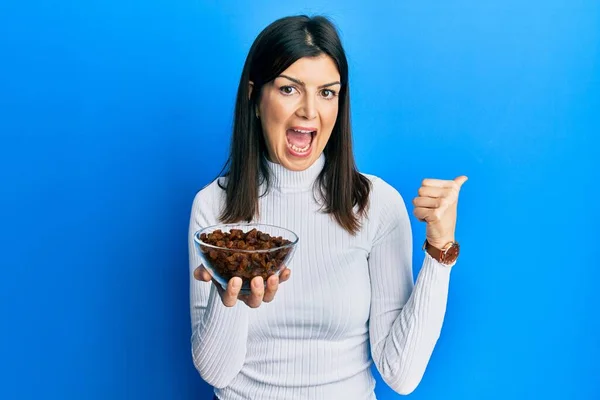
left=216, top=15, right=371, bottom=235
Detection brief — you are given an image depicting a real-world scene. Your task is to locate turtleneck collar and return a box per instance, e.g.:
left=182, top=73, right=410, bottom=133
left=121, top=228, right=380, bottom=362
left=263, top=152, right=326, bottom=193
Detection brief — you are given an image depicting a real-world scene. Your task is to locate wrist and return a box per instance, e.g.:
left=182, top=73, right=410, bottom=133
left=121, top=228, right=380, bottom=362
left=426, top=238, right=454, bottom=250
left=423, top=238, right=460, bottom=265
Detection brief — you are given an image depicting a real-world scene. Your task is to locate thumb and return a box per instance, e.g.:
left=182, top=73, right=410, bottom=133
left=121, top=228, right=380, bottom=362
left=454, top=175, right=468, bottom=188
left=193, top=265, right=211, bottom=282
left=193, top=266, right=203, bottom=281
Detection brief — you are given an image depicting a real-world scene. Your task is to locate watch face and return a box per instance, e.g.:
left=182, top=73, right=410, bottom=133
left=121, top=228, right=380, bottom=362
left=442, top=243, right=460, bottom=264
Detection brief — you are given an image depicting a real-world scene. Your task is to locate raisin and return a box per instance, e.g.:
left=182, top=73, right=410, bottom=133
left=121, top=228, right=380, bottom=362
left=199, top=227, right=293, bottom=286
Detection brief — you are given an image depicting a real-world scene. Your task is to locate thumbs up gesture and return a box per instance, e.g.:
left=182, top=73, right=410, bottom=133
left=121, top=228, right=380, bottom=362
left=412, top=176, right=468, bottom=249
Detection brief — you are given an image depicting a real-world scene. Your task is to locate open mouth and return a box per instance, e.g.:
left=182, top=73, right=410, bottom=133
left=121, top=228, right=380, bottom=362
left=285, top=127, right=317, bottom=154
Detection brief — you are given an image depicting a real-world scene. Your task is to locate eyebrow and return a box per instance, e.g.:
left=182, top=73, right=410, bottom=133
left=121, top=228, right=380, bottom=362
left=278, top=74, right=341, bottom=89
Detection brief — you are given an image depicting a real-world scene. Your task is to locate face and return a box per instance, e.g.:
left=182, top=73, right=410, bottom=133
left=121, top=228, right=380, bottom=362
left=253, top=55, right=341, bottom=171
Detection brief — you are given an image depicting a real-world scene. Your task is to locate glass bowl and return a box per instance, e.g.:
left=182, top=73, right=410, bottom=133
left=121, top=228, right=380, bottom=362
left=193, top=223, right=299, bottom=295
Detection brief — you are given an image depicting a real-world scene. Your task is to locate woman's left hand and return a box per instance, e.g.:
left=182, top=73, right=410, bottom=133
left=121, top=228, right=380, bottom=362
left=412, top=175, right=468, bottom=249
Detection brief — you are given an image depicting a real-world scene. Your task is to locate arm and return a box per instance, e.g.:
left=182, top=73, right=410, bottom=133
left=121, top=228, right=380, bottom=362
left=188, top=190, right=249, bottom=388
left=368, top=180, right=453, bottom=395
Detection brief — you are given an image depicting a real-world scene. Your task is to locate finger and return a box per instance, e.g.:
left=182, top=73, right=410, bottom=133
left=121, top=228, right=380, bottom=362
left=279, top=268, right=291, bottom=283
left=246, top=277, right=265, bottom=308
left=413, top=196, right=445, bottom=209
left=222, top=277, right=242, bottom=307
left=414, top=207, right=441, bottom=223
left=421, top=178, right=457, bottom=189
left=263, top=275, right=279, bottom=303
left=454, top=175, right=468, bottom=188
left=417, top=186, right=450, bottom=198
left=413, top=207, right=428, bottom=222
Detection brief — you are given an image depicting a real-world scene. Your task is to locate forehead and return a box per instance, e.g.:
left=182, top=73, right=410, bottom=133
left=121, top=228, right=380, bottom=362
left=278, top=55, right=340, bottom=84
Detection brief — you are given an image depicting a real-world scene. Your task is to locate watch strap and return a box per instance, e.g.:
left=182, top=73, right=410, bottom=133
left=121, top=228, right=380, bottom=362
left=422, top=239, right=460, bottom=265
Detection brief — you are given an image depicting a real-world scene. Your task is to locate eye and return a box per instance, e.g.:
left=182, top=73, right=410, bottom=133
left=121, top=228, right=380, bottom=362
left=279, top=86, right=297, bottom=96
left=320, top=89, right=337, bottom=99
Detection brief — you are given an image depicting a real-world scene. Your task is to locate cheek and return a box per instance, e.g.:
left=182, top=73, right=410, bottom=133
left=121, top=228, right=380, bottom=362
left=314, top=104, right=338, bottom=146
left=261, top=98, right=292, bottom=137
left=322, top=103, right=339, bottom=128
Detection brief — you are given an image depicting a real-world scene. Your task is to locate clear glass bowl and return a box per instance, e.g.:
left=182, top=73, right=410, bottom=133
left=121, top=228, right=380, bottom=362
left=193, top=223, right=299, bottom=295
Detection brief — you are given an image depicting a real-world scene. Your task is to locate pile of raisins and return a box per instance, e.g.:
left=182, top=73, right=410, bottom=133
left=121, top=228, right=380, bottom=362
left=199, top=228, right=293, bottom=282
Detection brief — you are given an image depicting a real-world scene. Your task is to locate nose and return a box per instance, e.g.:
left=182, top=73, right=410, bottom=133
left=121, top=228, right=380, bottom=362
left=296, top=94, right=317, bottom=120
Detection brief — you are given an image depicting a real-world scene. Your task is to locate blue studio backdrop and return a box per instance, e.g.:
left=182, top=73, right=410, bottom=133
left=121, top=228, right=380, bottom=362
left=1, top=0, right=598, bottom=399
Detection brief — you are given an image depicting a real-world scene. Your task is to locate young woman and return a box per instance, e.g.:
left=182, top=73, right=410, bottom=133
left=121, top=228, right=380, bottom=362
left=189, top=15, right=467, bottom=400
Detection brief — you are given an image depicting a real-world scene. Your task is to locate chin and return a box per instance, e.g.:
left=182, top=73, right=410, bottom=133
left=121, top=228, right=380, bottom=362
left=281, top=136, right=322, bottom=166
left=283, top=158, right=312, bottom=171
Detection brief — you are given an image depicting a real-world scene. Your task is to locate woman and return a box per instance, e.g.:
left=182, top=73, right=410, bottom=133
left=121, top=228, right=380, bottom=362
left=188, top=15, right=467, bottom=400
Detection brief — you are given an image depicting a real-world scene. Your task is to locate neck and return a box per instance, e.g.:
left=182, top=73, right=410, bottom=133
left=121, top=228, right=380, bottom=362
left=263, top=153, right=326, bottom=193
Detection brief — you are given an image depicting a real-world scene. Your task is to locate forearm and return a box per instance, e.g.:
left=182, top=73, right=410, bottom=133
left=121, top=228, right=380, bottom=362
left=372, top=254, right=451, bottom=395
left=191, top=284, right=250, bottom=388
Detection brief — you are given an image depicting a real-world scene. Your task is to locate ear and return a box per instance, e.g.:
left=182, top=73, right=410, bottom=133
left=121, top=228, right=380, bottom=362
left=249, top=81, right=260, bottom=118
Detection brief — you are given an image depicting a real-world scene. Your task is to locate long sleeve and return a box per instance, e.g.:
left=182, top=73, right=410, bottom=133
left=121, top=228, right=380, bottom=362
left=368, top=178, right=453, bottom=395
left=188, top=188, right=250, bottom=388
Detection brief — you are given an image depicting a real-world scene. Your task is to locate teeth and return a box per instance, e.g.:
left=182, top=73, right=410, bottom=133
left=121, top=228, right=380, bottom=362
left=292, top=128, right=315, bottom=134
left=287, top=141, right=311, bottom=153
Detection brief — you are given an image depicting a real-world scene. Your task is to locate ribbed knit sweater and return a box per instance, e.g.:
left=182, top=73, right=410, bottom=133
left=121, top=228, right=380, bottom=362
left=188, top=153, right=454, bottom=399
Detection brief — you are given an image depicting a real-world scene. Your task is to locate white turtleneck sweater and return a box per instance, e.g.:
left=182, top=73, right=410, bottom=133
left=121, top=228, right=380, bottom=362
left=188, top=153, right=454, bottom=400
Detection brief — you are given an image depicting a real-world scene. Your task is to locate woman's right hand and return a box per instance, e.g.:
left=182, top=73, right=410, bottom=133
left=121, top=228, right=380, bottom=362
left=193, top=265, right=291, bottom=308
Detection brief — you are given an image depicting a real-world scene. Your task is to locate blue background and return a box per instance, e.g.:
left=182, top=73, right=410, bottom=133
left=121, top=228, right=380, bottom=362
left=1, top=0, right=598, bottom=399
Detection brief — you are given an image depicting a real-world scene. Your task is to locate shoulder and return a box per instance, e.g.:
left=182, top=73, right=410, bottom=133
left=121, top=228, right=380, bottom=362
left=359, top=173, right=412, bottom=241
left=360, top=173, right=408, bottom=212
left=191, top=177, right=227, bottom=219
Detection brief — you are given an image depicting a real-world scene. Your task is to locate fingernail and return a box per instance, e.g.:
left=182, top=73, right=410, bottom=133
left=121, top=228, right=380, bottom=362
left=231, top=278, right=240, bottom=289
left=253, top=279, right=262, bottom=289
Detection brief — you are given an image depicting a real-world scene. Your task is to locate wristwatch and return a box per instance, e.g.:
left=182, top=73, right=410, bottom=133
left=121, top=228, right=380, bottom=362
left=423, top=239, right=460, bottom=265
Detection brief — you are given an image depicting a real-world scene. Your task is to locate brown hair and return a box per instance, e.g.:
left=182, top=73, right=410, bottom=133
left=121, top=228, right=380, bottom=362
left=215, top=15, right=371, bottom=235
